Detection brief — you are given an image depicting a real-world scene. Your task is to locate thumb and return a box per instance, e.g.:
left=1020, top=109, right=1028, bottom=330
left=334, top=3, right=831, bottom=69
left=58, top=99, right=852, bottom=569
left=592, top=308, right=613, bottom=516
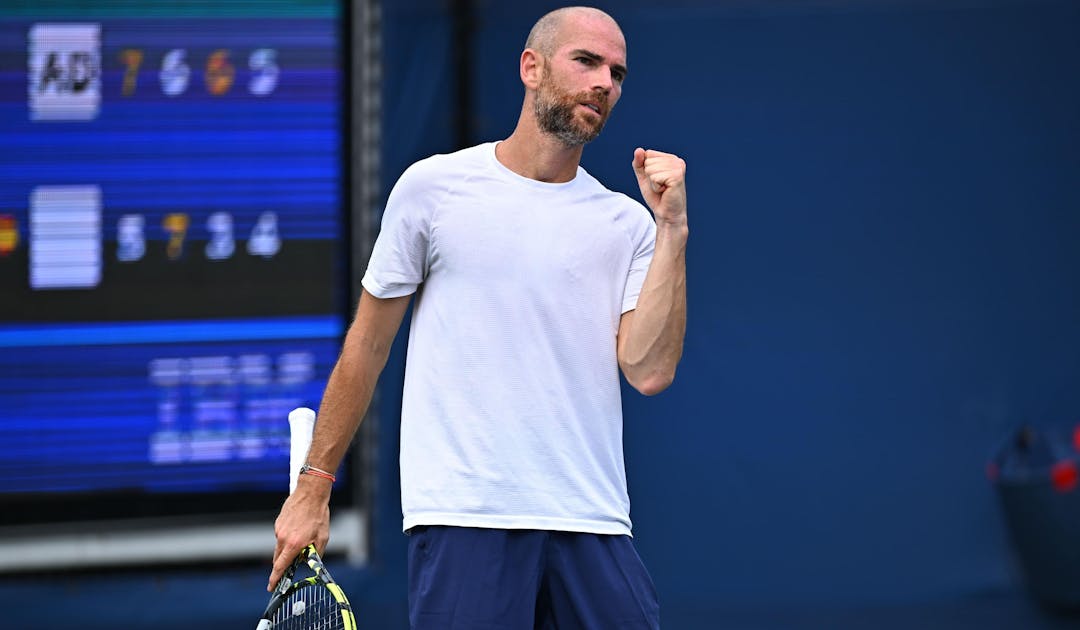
left=632, top=148, right=663, bottom=195
left=632, top=147, right=647, bottom=178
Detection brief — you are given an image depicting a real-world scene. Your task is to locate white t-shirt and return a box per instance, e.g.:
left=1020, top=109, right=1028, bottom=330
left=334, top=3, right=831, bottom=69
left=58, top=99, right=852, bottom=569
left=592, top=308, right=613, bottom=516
left=362, top=142, right=656, bottom=536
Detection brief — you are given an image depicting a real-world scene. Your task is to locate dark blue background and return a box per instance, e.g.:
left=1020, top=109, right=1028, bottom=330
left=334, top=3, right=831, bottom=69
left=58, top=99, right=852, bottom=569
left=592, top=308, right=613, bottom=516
left=367, top=0, right=1080, bottom=624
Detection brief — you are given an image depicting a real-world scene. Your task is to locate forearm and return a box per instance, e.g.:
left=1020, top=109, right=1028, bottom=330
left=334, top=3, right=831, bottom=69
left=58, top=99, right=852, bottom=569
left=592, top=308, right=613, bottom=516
left=269, top=290, right=408, bottom=589
left=304, top=339, right=384, bottom=474
left=299, top=290, right=409, bottom=487
left=619, top=221, right=688, bottom=395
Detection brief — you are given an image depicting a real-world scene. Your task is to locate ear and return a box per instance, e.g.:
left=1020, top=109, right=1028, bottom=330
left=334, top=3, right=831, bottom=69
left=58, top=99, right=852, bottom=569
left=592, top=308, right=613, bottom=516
left=520, top=48, right=543, bottom=91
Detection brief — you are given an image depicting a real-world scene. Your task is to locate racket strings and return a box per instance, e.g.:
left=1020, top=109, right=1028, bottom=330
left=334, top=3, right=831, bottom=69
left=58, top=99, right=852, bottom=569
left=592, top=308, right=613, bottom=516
left=271, top=584, right=347, bottom=630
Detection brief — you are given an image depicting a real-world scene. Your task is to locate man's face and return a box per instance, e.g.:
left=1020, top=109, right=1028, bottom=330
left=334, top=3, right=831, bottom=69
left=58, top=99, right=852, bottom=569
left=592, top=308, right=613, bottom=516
left=532, top=17, right=627, bottom=147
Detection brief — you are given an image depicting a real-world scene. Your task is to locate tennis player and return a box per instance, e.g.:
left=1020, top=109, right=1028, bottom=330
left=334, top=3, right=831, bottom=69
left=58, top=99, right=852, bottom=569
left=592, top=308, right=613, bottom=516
left=270, top=6, right=687, bottom=628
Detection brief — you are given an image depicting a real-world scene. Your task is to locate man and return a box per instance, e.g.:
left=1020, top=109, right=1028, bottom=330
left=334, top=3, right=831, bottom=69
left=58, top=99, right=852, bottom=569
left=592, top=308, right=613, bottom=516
left=270, top=6, right=687, bottom=628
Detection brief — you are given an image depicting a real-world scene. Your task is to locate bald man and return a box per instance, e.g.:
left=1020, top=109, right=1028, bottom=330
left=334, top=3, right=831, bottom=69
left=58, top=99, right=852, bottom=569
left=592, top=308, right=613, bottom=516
left=270, top=6, right=686, bottom=628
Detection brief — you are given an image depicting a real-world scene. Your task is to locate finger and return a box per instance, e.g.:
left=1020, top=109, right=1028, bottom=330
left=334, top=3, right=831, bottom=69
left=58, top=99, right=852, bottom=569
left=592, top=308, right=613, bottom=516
left=641, top=160, right=670, bottom=190
left=633, top=148, right=661, bottom=195
left=642, top=156, right=684, bottom=174
left=642, top=150, right=684, bottom=167
left=266, top=538, right=283, bottom=591
left=267, top=542, right=297, bottom=592
left=644, top=172, right=677, bottom=191
left=646, top=169, right=684, bottom=190
left=644, top=148, right=675, bottom=160
left=272, top=546, right=298, bottom=592
left=643, top=162, right=686, bottom=187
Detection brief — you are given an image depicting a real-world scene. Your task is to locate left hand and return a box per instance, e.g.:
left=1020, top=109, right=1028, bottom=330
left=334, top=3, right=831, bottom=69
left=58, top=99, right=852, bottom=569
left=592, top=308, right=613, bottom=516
left=632, top=148, right=687, bottom=227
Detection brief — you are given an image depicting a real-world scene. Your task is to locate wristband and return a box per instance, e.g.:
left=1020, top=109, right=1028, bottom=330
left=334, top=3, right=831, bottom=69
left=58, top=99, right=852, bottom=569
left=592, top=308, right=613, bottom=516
left=299, top=463, right=336, bottom=483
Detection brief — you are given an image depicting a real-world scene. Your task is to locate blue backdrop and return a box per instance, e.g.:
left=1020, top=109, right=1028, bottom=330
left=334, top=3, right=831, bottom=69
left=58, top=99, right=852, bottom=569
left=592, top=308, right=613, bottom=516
left=373, top=0, right=1080, bottom=624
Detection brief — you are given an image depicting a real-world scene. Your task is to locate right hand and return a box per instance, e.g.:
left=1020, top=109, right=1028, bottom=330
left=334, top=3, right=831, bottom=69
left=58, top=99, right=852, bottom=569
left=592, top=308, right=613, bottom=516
left=267, top=477, right=332, bottom=591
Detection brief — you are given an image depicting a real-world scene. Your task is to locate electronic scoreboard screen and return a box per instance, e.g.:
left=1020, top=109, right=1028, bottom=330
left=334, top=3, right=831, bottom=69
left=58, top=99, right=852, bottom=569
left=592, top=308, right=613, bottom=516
left=0, top=1, right=349, bottom=525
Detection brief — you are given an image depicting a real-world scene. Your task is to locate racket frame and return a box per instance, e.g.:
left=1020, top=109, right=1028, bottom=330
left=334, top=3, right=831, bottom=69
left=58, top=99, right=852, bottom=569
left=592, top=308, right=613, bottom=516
left=258, top=543, right=356, bottom=630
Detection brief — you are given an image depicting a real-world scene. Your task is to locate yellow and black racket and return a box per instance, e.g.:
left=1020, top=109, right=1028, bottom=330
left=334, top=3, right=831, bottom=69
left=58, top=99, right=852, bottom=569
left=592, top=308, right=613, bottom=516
left=257, top=543, right=356, bottom=630
left=256, top=408, right=356, bottom=630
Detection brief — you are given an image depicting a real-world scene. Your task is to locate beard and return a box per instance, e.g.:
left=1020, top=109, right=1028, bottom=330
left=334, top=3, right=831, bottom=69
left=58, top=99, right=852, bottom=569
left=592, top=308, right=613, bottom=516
left=533, top=71, right=609, bottom=147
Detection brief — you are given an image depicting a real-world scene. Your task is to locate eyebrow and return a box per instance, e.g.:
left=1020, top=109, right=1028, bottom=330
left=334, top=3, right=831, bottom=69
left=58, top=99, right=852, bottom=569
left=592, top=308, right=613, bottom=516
left=569, top=48, right=629, bottom=78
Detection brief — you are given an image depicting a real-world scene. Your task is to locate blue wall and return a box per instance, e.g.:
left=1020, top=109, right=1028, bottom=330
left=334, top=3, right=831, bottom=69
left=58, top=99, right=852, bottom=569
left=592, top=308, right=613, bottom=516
left=450, top=0, right=1080, bottom=619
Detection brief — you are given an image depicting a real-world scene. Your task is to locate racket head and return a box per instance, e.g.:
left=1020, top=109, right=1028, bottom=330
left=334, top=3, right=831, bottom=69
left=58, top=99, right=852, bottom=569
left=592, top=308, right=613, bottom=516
left=259, top=544, right=356, bottom=630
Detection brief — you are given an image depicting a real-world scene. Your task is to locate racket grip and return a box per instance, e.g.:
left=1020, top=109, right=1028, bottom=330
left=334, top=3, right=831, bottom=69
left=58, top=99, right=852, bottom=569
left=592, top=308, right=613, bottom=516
left=288, top=407, right=316, bottom=494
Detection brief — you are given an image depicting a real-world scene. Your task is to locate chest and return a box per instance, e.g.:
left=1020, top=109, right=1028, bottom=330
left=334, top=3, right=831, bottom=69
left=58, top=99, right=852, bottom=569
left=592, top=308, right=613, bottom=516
left=429, top=186, right=632, bottom=286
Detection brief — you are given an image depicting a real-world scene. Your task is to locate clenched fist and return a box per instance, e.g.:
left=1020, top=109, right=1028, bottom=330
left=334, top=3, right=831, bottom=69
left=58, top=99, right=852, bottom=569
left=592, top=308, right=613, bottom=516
left=632, top=148, right=687, bottom=227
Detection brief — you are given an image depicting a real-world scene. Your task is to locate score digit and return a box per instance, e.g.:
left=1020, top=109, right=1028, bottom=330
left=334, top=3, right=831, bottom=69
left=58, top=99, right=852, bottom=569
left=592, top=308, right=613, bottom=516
left=205, top=49, right=235, bottom=96
left=248, top=49, right=279, bottom=96
left=247, top=212, right=281, bottom=258
left=205, top=212, right=235, bottom=261
left=117, top=214, right=146, bottom=262
left=120, top=49, right=143, bottom=97
left=160, top=49, right=190, bottom=96
left=162, top=213, right=189, bottom=260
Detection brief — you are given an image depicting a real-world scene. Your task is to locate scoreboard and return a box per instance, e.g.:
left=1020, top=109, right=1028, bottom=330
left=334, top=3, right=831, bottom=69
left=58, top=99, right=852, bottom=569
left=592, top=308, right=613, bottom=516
left=0, top=1, right=350, bottom=524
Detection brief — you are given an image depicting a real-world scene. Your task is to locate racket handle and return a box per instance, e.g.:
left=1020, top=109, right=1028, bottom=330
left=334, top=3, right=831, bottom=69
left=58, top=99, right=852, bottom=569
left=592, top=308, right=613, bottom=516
left=288, top=407, right=316, bottom=494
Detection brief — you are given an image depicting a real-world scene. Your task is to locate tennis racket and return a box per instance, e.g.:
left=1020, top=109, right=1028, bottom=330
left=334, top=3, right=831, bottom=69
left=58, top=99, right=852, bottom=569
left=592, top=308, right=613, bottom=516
left=256, top=407, right=357, bottom=630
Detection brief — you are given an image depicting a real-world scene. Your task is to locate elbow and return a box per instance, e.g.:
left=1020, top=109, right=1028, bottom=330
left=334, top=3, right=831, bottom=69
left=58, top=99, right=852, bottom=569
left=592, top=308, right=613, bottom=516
left=619, top=350, right=680, bottom=396
left=627, top=368, right=675, bottom=397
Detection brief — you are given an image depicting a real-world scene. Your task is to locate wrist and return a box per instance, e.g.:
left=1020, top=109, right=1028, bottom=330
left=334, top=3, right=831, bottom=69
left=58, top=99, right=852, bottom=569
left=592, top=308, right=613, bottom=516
left=294, top=470, right=335, bottom=497
left=656, top=218, right=689, bottom=239
left=299, top=463, right=337, bottom=483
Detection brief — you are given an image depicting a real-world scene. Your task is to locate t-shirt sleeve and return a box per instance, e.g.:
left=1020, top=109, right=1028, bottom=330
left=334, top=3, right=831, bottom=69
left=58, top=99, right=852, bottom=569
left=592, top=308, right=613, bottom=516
left=361, top=161, right=438, bottom=298
left=621, top=203, right=657, bottom=314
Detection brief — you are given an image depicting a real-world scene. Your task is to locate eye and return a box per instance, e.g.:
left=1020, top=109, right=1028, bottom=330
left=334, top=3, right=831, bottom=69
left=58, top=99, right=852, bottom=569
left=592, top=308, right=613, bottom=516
left=612, top=70, right=625, bottom=83
left=575, top=56, right=595, bottom=66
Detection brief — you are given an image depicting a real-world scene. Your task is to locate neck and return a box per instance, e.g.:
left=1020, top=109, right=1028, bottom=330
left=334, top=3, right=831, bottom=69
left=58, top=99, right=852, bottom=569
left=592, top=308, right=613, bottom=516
left=496, top=106, right=584, bottom=183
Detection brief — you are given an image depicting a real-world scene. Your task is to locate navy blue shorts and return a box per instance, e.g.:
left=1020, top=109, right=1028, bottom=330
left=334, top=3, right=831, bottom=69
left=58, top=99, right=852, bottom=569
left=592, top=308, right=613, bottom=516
left=407, top=526, right=660, bottom=629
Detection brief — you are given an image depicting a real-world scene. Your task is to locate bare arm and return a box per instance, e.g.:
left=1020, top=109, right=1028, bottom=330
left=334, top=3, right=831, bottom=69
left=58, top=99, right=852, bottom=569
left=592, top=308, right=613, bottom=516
left=618, top=148, right=688, bottom=396
left=267, top=288, right=411, bottom=590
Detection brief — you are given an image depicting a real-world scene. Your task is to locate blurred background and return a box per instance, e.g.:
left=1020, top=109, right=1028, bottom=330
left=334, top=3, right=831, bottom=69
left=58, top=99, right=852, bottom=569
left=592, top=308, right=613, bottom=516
left=2, top=0, right=1079, bottom=628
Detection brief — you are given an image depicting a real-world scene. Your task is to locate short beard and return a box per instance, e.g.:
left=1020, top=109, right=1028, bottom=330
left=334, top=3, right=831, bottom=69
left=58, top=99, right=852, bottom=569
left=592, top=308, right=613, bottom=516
left=534, top=74, right=606, bottom=147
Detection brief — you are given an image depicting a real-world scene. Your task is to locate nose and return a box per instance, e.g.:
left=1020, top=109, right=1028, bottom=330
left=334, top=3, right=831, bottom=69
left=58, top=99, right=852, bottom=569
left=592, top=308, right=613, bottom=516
left=592, top=66, right=614, bottom=93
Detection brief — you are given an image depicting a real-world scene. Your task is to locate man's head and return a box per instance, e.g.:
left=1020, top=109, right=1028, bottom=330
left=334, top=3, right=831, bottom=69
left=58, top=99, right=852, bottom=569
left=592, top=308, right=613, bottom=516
left=520, top=7, right=628, bottom=147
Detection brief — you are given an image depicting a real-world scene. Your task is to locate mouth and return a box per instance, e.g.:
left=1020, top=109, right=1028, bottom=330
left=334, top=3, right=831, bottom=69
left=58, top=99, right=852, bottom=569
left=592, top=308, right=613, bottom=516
left=580, top=102, right=602, bottom=117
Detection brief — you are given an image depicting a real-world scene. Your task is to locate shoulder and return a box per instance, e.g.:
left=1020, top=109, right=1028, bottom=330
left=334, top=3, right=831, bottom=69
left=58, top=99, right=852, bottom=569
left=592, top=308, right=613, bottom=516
left=384, top=143, right=494, bottom=220
left=387, top=144, right=491, bottom=212
left=396, top=143, right=491, bottom=188
left=576, top=166, right=655, bottom=231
